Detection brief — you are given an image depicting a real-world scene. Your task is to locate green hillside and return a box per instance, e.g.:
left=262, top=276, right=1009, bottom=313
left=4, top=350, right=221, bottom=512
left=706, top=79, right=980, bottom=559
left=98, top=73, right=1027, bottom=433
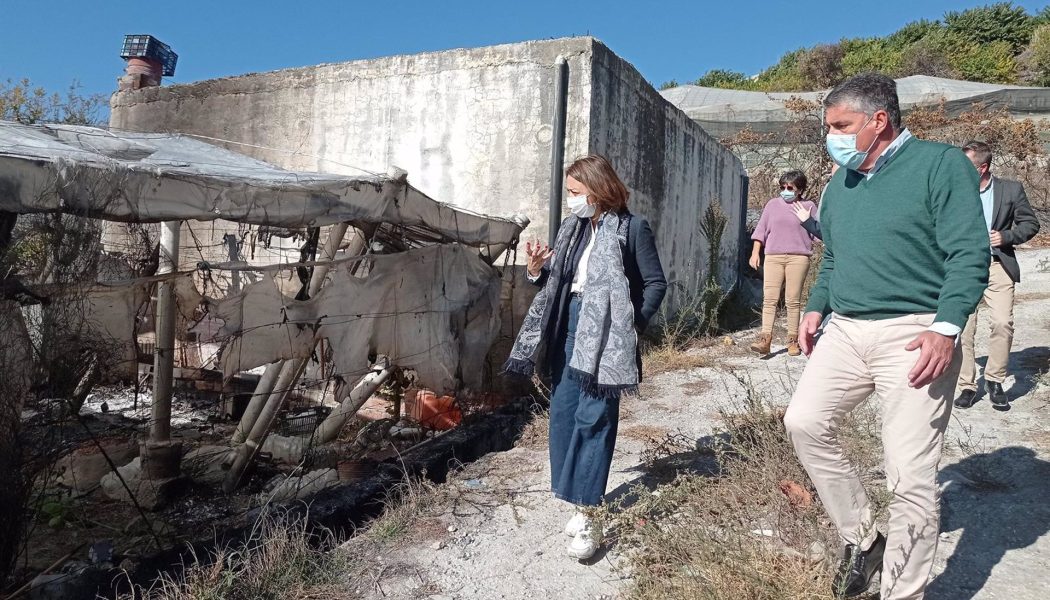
left=664, top=2, right=1050, bottom=91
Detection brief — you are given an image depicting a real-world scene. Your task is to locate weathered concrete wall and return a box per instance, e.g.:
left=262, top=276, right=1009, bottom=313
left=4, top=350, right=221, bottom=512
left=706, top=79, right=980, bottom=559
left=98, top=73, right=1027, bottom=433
left=110, top=38, right=596, bottom=246
left=110, top=36, right=746, bottom=322
left=587, top=42, right=747, bottom=312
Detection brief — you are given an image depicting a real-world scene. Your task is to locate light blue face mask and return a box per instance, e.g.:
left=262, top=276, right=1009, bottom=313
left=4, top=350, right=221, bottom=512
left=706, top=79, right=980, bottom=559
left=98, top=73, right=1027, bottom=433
left=826, top=114, right=878, bottom=171
left=780, top=190, right=797, bottom=201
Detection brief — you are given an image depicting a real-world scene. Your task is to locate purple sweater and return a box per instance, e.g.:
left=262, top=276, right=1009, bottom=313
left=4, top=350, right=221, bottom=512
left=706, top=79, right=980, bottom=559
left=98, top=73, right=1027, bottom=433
left=751, top=197, right=817, bottom=256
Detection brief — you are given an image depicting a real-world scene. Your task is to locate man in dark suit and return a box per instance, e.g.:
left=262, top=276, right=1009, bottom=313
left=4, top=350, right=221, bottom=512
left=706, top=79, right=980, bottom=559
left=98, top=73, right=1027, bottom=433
left=955, top=140, right=1042, bottom=410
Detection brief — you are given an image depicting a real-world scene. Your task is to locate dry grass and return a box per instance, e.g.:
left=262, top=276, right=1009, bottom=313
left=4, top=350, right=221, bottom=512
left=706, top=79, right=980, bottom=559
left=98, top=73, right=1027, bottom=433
left=516, top=406, right=550, bottom=450
left=123, top=514, right=354, bottom=600
left=642, top=344, right=711, bottom=378
left=620, top=424, right=672, bottom=444
left=600, top=379, right=885, bottom=600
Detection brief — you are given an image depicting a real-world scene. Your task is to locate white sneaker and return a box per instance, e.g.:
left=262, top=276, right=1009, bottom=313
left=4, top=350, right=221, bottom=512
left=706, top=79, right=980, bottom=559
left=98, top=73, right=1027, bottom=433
left=567, top=521, right=601, bottom=560
left=564, top=511, right=588, bottom=537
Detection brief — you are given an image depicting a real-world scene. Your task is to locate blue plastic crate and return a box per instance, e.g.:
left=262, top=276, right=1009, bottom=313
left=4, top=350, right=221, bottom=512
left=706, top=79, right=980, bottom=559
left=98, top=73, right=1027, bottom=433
left=120, top=34, right=178, bottom=77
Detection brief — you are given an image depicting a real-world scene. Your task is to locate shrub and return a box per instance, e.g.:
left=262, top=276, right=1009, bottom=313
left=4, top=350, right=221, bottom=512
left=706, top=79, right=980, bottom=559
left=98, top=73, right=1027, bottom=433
left=1026, top=24, right=1050, bottom=85
left=885, top=19, right=943, bottom=50
left=798, top=44, right=845, bottom=88
left=693, top=69, right=753, bottom=90
left=840, top=38, right=904, bottom=78
left=944, top=2, right=1036, bottom=54
left=898, top=37, right=960, bottom=79
left=954, top=40, right=1019, bottom=83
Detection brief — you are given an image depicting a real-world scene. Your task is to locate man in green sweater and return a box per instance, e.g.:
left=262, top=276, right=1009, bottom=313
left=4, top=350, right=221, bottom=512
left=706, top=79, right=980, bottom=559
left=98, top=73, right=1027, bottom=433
left=783, top=73, right=989, bottom=600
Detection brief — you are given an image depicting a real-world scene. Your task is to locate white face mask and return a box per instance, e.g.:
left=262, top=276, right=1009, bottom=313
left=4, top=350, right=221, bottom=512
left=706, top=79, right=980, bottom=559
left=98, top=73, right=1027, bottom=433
left=567, top=194, right=596, bottom=218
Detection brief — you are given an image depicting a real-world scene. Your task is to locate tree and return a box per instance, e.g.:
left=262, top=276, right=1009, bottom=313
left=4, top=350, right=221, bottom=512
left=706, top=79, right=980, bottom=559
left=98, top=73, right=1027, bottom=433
left=0, top=79, right=107, bottom=583
left=0, top=78, right=104, bottom=125
left=944, top=2, right=1036, bottom=54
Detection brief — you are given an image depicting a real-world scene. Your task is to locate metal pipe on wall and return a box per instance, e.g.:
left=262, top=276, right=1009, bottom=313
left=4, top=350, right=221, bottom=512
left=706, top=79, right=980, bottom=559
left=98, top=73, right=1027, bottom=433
left=548, top=55, right=569, bottom=247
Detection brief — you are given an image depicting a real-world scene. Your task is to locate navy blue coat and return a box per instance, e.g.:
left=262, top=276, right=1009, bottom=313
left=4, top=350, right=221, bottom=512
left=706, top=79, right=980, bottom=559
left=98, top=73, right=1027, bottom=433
left=531, top=212, right=667, bottom=376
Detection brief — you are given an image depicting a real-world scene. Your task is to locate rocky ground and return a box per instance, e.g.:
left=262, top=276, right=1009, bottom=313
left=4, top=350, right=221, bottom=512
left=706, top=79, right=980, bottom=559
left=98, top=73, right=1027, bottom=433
left=340, top=248, right=1050, bottom=600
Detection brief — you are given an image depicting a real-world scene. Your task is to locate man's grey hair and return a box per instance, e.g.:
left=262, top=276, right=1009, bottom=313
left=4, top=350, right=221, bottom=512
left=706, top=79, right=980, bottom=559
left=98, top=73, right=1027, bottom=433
left=823, top=73, right=902, bottom=130
left=961, top=140, right=993, bottom=168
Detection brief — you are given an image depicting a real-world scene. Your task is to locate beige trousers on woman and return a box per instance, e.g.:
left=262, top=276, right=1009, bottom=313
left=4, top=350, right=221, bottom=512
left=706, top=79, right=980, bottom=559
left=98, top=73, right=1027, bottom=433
left=762, top=254, right=810, bottom=338
left=784, top=313, right=960, bottom=600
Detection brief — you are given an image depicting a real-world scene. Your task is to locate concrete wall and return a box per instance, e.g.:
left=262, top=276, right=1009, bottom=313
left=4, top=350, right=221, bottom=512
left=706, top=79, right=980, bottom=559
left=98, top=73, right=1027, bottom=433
left=110, top=38, right=596, bottom=248
left=586, top=42, right=746, bottom=311
left=110, top=37, right=747, bottom=319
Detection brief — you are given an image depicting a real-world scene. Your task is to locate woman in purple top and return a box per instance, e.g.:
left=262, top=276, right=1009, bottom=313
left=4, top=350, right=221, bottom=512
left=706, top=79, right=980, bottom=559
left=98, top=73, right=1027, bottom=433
left=747, top=170, right=817, bottom=356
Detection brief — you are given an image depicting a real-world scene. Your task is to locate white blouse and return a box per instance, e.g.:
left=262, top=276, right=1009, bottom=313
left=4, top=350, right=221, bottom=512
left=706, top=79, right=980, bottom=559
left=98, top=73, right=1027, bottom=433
left=570, top=227, right=597, bottom=293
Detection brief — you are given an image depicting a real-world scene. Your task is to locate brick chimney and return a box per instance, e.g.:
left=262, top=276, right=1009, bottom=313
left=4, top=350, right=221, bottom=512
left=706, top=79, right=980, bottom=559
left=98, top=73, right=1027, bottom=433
left=120, top=57, right=163, bottom=91
left=119, top=35, right=178, bottom=91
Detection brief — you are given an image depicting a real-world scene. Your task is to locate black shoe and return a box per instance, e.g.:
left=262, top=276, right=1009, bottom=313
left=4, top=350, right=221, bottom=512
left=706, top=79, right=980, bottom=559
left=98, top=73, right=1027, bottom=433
left=954, top=389, right=977, bottom=409
left=987, top=382, right=1009, bottom=410
left=833, top=533, right=885, bottom=598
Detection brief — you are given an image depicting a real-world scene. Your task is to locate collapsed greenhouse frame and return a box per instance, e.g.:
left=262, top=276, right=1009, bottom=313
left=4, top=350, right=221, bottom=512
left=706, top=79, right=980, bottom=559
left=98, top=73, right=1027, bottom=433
left=0, top=120, right=528, bottom=504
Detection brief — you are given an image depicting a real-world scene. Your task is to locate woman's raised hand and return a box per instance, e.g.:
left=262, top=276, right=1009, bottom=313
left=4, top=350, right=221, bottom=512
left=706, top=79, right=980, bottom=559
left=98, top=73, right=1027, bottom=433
left=792, top=203, right=811, bottom=223
left=525, top=240, right=554, bottom=276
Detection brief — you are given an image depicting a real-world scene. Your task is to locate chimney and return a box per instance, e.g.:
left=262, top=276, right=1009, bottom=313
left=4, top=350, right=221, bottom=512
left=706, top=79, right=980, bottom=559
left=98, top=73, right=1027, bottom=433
left=119, top=35, right=178, bottom=91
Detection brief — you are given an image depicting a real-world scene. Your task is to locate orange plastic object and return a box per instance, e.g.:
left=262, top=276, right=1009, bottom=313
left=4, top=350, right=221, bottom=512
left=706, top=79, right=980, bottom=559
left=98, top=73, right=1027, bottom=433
left=404, top=389, right=462, bottom=430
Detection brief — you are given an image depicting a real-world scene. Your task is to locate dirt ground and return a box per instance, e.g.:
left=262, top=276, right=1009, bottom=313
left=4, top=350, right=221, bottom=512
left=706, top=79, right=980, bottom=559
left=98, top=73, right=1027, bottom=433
left=345, top=248, right=1050, bottom=600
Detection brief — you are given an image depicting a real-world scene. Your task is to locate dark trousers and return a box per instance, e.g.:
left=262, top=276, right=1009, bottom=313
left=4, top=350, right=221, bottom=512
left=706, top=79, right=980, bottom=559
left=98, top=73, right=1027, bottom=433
left=549, top=296, right=621, bottom=506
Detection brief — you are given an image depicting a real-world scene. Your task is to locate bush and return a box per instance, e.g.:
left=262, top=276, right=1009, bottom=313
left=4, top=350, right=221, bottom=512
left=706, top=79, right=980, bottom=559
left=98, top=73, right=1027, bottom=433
left=753, top=49, right=809, bottom=92
left=885, top=19, right=943, bottom=50
left=898, top=37, right=960, bottom=78
left=1026, top=24, right=1050, bottom=85
left=693, top=69, right=753, bottom=90
left=944, top=2, right=1036, bottom=54
left=797, top=44, right=845, bottom=88
left=954, top=40, right=1019, bottom=83
left=840, top=38, right=904, bottom=78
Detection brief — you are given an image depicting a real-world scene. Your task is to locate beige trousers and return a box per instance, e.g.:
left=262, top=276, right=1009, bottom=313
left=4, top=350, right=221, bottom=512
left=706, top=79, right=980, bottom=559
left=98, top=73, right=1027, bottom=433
left=958, top=261, right=1015, bottom=390
left=784, top=314, right=960, bottom=600
left=762, top=254, right=810, bottom=338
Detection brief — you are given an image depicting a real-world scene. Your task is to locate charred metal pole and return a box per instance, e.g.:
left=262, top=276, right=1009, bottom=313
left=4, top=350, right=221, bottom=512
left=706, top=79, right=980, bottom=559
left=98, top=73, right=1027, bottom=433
left=225, top=225, right=371, bottom=491
left=310, top=357, right=394, bottom=446
left=151, top=220, right=179, bottom=443
left=548, top=55, right=569, bottom=247
left=232, top=223, right=351, bottom=443
left=142, top=219, right=183, bottom=479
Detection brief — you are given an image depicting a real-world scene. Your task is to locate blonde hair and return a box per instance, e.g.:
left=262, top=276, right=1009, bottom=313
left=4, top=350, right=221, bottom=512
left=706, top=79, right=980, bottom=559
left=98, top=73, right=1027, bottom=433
left=566, top=154, right=629, bottom=214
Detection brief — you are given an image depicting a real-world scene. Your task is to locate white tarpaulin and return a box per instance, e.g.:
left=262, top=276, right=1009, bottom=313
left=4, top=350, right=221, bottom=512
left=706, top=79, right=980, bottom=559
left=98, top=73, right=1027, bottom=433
left=662, top=75, right=1050, bottom=139
left=208, top=244, right=501, bottom=392
left=0, top=121, right=524, bottom=247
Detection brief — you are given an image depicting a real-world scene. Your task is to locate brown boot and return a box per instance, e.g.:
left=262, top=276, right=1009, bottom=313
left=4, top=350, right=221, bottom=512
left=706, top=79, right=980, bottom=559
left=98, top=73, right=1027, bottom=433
left=787, top=337, right=801, bottom=356
left=749, top=333, right=772, bottom=355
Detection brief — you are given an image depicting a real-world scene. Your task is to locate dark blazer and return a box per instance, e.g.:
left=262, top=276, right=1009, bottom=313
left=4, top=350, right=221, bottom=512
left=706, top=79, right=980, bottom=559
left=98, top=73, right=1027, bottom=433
left=531, top=212, right=667, bottom=374
left=989, top=177, right=1041, bottom=282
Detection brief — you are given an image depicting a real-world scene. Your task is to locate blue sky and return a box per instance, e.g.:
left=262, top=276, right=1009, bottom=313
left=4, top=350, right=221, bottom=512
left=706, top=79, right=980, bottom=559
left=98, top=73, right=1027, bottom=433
left=2, top=0, right=1048, bottom=102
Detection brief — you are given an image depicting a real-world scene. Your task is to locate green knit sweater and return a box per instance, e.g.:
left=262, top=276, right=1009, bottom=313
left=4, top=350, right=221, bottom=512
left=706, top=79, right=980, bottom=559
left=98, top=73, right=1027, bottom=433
left=806, top=136, right=990, bottom=329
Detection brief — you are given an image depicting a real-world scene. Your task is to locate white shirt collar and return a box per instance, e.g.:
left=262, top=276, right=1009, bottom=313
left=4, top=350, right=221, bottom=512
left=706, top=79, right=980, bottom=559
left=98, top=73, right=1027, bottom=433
left=864, top=129, right=913, bottom=179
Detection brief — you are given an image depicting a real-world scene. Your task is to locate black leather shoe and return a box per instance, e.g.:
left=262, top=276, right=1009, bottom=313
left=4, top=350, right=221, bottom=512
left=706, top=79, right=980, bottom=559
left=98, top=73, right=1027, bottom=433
left=954, top=389, right=977, bottom=409
left=987, top=382, right=1009, bottom=410
left=833, top=532, right=885, bottom=598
